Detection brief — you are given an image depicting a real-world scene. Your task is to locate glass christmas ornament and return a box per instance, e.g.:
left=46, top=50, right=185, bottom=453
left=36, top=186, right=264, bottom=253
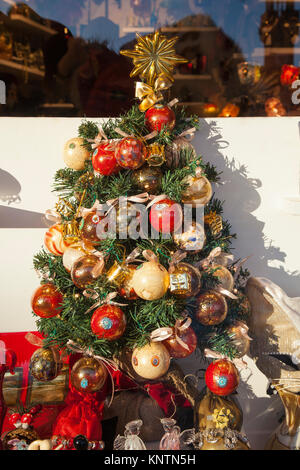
left=80, top=211, right=104, bottom=244
left=44, top=223, right=73, bottom=256
left=63, top=137, right=90, bottom=171
left=226, top=323, right=251, bottom=358
left=202, top=103, right=219, bottom=117
left=31, top=283, right=63, bottom=318
left=118, top=265, right=138, bottom=300
left=131, top=342, right=170, bottom=380
left=29, top=348, right=62, bottom=382
left=149, top=198, right=183, bottom=234
left=181, top=173, right=212, bottom=207
left=131, top=261, right=169, bottom=300
left=218, top=103, right=240, bottom=117
left=211, top=264, right=234, bottom=292
left=205, top=359, right=239, bottom=396
left=159, top=418, right=181, bottom=450
left=2, top=428, right=39, bottom=450
left=145, top=143, right=166, bottom=167
left=237, top=62, right=261, bottom=86
left=165, top=137, right=197, bottom=169
left=265, top=97, right=286, bottom=117
left=63, top=242, right=93, bottom=272
left=145, top=104, right=176, bottom=132
left=280, top=64, right=299, bottom=86
left=196, top=291, right=228, bottom=326
left=91, top=305, right=126, bottom=341
left=169, top=262, right=201, bottom=298
left=173, top=221, right=205, bottom=253
left=115, top=137, right=146, bottom=170
left=163, top=324, right=197, bottom=359
left=73, top=435, right=89, bottom=451
left=133, top=166, right=162, bottom=193
left=114, top=419, right=146, bottom=450
left=71, top=357, right=107, bottom=393
left=92, top=143, right=119, bottom=176
left=71, top=254, right=104, bottom=289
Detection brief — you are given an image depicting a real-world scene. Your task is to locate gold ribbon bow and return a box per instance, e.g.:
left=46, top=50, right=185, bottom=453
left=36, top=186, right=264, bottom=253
left=150, top=317, right=192, bottom=351
left=204, top=348, right=248, bottom=369
left=135, top=74, right=173, bottom=112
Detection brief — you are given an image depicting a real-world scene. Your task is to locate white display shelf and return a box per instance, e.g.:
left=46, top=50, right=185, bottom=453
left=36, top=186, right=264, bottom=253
left=122, top=27, right=155, bottom=33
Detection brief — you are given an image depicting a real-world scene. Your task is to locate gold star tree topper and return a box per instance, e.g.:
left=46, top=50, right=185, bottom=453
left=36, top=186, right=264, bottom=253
left=120, top=31, right=187, bottom=86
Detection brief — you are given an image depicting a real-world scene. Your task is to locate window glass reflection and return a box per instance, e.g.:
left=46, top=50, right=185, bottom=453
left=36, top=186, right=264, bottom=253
left=0, top=1, right=299, bottom=117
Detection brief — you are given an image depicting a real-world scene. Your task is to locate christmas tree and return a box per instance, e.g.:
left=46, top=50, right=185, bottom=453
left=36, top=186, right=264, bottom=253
left=30, top=32, right=252, bottom=450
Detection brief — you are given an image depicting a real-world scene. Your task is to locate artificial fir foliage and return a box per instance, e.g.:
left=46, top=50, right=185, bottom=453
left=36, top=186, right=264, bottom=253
left=32, top=32, right=251, bottom=366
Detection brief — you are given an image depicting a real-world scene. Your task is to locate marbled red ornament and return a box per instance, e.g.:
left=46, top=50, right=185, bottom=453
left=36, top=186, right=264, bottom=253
left=92, top=143, right=120, bottom=176
left=280, top=64, right=299, bottom=86
left=145, top=104, right=176, bottom=132
left=31, top=283, right=63, bottom=318
left=115, top=137, right=146, bottom=170
left=205, top=359, right=239, bottom=396
left=149, top=198, right=183, bottom=234
left=164, top=326, right=197, bottom=359
left=91, top=305, right=126, bottom=341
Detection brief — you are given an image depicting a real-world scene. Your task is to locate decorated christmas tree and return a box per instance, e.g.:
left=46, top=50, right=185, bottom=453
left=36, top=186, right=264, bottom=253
left=29, top=32, right=253, bottom=450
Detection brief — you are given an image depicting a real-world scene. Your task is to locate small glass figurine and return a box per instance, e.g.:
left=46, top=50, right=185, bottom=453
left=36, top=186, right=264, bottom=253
left=113, top=419, right=146, bottom=450
left=159, top=418, right=181, bottom=450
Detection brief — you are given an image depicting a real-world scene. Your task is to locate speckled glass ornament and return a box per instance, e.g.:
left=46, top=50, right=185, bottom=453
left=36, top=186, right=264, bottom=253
left=173, top=221, right=205, bottom=253
left=205, top=359, right=239, bottom=396
left=165, top=137, right=197, bottom=169
left=29, top=348, right=62, bottom=382
left=80, top=211, right=104, bottom=244
left=196, top=291, right=228, bottom=326
left=211, top=265, right=234, bottom=292
left=181, top=174, right=212, bottom=207
left=132, top=166, right=162, bottom=193
left=115, top=137, right=146, bottom=170
left=91, top=305, right=126, bottom=341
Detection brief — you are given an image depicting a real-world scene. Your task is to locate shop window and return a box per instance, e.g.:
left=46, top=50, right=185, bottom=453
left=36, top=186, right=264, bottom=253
left=0, top=0, right=299, bottom=117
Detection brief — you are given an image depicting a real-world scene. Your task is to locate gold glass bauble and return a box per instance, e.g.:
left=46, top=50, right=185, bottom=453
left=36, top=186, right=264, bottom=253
left=132, top=166, right=162, bottom=193
left=131, top=342, right=171, bottom=380
left=71, top=254, right=104, bottom=289
left=211, top=265, right=234, bottom=292
left=181, top=174, right=213, bottom=207
left=173, top=221, right=205, bottom=253
left=169, top=263, right=201, bottom=298
left=226, top=323, right=251, bottom=358
left=63, top=242, right=93, bottom=272
left=29, top=347, right=62, bottom=382
left=118, top=265, right=138, bottom=300
left=196, top=291, right=228, bottom=326
left=131, top=261, right=170, bottom=300
left=71, top=357, right=107, bottom=393
left=2, top=428, right=40, bottom=450
left=165, top=137, right=197, bottom=169
left=80, top=211, right=104, bottom=244
left=63, top=137, right=90, bottom=170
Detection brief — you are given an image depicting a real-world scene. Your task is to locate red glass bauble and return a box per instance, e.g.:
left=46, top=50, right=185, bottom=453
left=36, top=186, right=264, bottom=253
left=115, top=137, right=146, bottom=170
left=164, top=326, right=197, bottom=358
left=92, top=143, right=120, bottom=176
left=205, top=359, right=239, bottom=396
left=91, top=305, right=126, bottom=341
left=31, top=283, right=63, bottom=318
left=280, top=64, right=299, bottom=86
left=149, top=198, right=183, bottom=234
left=145, top=104, right=176, bottom=132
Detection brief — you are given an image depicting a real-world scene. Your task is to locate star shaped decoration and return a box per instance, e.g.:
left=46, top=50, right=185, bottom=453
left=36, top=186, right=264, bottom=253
left=212, top=407, right=234, bottom=430
left=120, top=31, right=187, bottom=85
